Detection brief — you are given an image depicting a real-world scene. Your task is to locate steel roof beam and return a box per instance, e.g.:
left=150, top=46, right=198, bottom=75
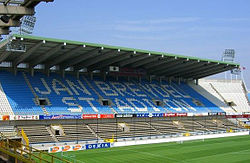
left=174, top=63, right=214, bottom=77
left=166, top=62, right=207, bottom=77
left=13, top=41, right=43, bottom=66
left=60, top=48, right=99, bottom=70
left=0, top=5, right=35, bottom=15
left=194, top=67, right=233, bottom=79
left=46, top=46, right=83, bottom=68
left=74, top=50, right=116, bottom=70
left=91, top=52, right=131, bottom=70
left=184, top=64, right=225, bottom=78
left=143, top=59, right=166, bottom=69
left=29, top=44, right=62, bottom=68
left=130, top=56, right=159, bottom=68
left=148, top=58, right=180, bottom=74
left=117, top=54, right=148, bottom=67
left=157, top=60, right=196, bottom=76
left=0, top=51, right=11, bottom=62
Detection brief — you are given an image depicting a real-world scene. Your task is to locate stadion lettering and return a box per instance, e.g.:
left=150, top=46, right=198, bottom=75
left=32, top=77, right=196, bottom=113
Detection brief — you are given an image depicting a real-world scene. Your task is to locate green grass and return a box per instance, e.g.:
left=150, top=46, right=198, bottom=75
left=53, top=135, right=250, bottom=163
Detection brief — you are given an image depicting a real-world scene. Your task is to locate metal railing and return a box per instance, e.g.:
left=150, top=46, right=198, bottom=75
left=0, top=132, right=71, bottom=163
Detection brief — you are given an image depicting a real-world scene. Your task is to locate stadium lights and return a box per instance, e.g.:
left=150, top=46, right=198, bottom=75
left=0, top=15, right=10, bottom=23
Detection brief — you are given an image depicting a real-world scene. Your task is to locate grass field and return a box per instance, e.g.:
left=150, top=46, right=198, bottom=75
left=53, top=135, right=250, bottom=163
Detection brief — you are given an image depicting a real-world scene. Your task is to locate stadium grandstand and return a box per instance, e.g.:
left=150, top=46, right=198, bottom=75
left=0, top=34, right=250, bottom=162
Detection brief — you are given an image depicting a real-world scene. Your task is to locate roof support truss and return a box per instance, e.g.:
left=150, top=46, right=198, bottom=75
left=13, top=41, right=43, bottom=66
left=74, top=50, right=115, bottom=70
left=46, top=46, right=83, bottom=68
left=60, top=48, right=99, bottom=70
left=29, top=44, right=62, bottom=68
left=157, top=60, right=196, bottom=76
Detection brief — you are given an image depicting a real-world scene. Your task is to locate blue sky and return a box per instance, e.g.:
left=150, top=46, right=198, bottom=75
left=31, top=0, right=250, bottom=88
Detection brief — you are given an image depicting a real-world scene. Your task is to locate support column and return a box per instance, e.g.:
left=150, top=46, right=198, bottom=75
left=90, top=72, right=93, bottom=80
left=195, top=79, right=199, bottom=85
left=169, top=78, right=172, bottom=86
left=12, top=63, right=17, bottom=76
left=45, top=69, right=50, bottom=77
left=62, top=69, right=65, bottom=78
left=76, top=71, right=79, bottom=79
left=103, top=72, right=106, bottom=81
left=30, top=68, right=34, bottom=77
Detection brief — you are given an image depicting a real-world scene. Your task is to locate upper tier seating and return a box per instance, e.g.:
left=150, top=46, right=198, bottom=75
left=0, top=71, right=223, bottom=115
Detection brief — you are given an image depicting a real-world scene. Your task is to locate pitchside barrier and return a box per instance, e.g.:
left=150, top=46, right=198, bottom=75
left=1, top=112, right=250, bottom=121
left=48, top=130, right=249, bottom=153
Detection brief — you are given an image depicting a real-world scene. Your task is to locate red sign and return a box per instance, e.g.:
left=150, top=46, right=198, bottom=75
left=165, top=113, right=177, bottom=117
left=176, top=113, right=187, bottom=117
left=100, top=114, right=114, bottom=119
left=82, top=114, right=98, bottom=119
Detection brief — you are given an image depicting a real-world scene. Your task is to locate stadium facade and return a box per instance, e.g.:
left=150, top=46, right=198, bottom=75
left=0, top=34, right=249, bottom=159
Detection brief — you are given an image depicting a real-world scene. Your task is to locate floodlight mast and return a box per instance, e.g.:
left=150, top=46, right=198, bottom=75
left=221, top=49, right=236, bottom=81
left=0, top=0, right=54, bottom=37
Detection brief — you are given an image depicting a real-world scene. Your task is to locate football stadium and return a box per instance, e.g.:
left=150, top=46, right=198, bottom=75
left=0, top=0, right=250, bottom=163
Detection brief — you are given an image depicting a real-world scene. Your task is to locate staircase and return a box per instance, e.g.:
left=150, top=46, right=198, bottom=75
left=146, top=122, right=162, bottom=135
left=210, top=83, right=237, bottom=113
left=22, top=72, right=49, bottom=115
left=46, top=126, right=59, bottom=142
left=86, top=124, right=101, bottom=139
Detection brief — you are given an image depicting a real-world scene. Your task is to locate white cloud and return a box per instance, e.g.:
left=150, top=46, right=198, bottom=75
left=120, top=17, right=200, bottom=25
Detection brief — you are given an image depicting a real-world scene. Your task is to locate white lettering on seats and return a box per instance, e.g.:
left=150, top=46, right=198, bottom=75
left=62, top=97, right=82, bottom=112
left=95, top=81, right=118, bottom=96
left=114, top=98, right=135, bottom=112
left=142, top=99, right=160, bottom=112
left=52, top=79, right=73, bottom=95
left=161, top=84, right=181, bottom=98
left=126, top=82, right=147, bottom=97
left=34, top=78, right=51, bottom=95
left=66, top=79, right=91, bottom=96
left=163, top=99, right=183, bottom=112
left=78, top=97, right=98, bottom=112
left=111, top=82, right=134, bottom=97
left=127, top=98, right=148, bottom=112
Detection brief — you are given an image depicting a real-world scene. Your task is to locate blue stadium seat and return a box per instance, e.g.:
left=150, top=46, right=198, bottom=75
left=0, top=70, right=223, bottom=115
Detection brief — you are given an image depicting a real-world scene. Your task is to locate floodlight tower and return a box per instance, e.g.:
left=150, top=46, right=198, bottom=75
left=0, top=0, right=54, bottom=37
left=221, top=49, right=235, bottom=81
